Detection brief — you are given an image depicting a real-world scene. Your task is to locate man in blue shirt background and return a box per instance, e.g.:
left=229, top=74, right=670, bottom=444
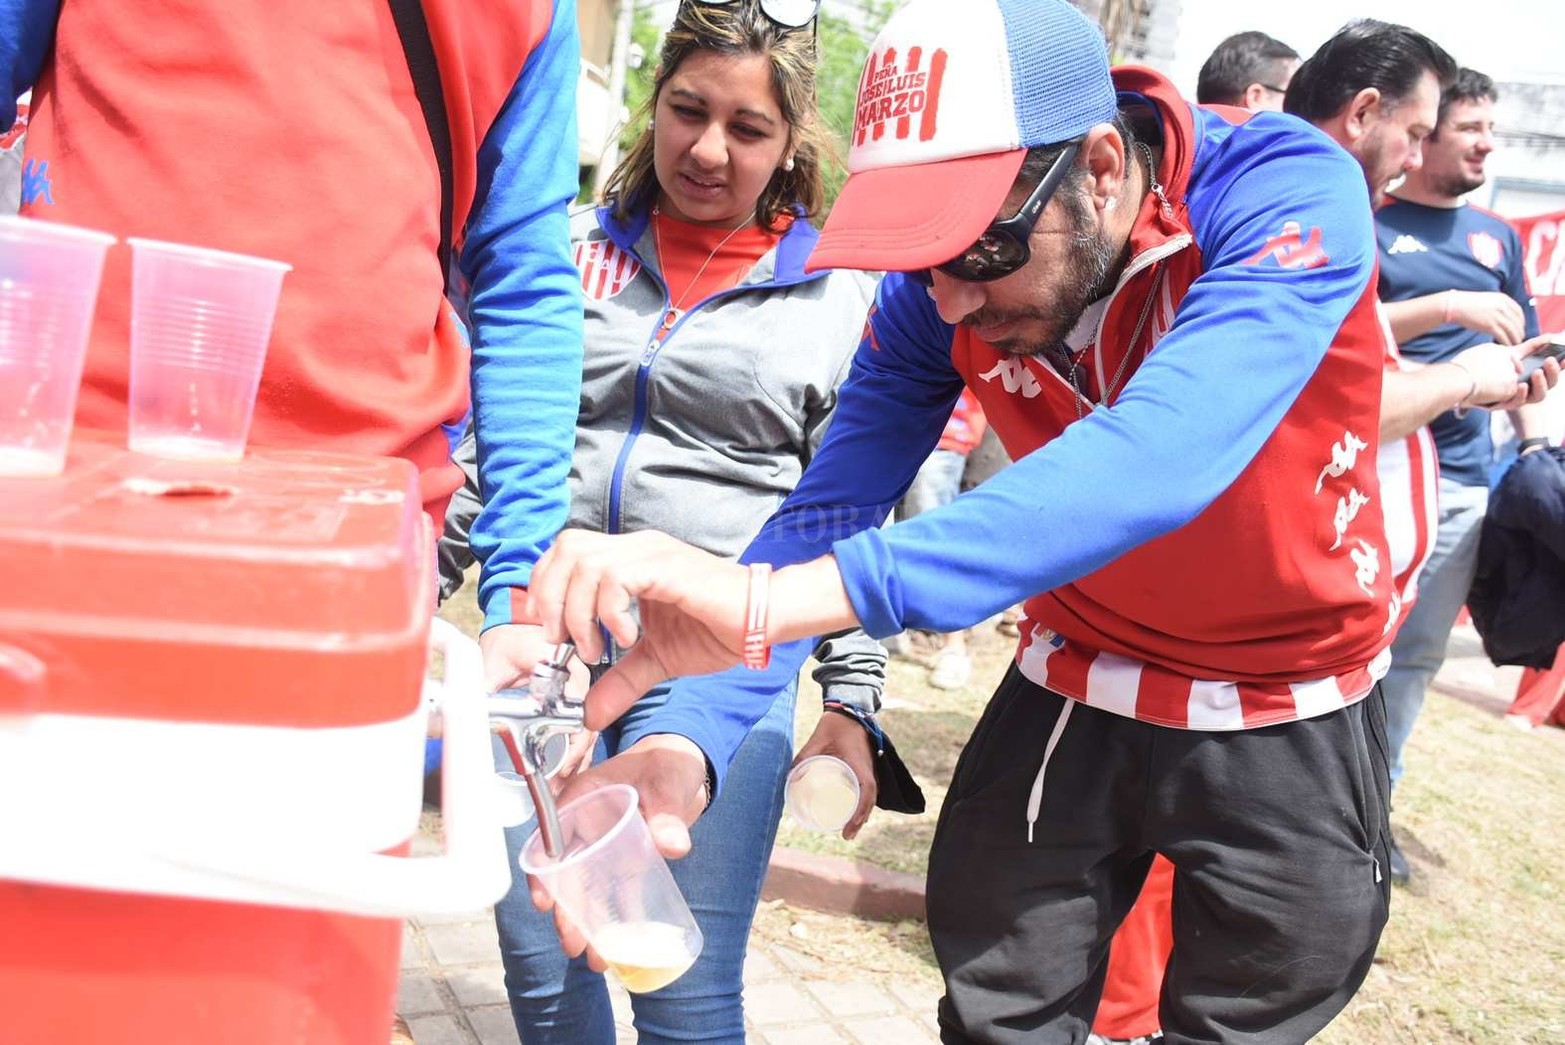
left=1374, top=67, right=1556, bottom=883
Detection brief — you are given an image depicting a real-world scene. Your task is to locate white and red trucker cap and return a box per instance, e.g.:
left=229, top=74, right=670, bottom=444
left=807, top=0, right=1119, bottom=273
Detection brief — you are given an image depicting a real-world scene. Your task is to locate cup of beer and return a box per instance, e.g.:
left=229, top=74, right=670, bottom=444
left=518, top=783, right=703, bottom=994
left=785, top=755, right=860, bottom=833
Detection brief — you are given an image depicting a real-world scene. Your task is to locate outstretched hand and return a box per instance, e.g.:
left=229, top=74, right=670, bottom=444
left=526, top=530, right=753, bottom=728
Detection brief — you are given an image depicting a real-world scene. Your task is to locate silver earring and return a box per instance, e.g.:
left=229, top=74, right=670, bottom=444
left=783, top=156, right=795, bottom=171
left=1103, top=196, right=1117, bottom=212
left=647, top=118, right=654, bottom=129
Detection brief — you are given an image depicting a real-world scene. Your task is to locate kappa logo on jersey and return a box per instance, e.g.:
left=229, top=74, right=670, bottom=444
left=855, top=45, right=948, bottom=147
left=19, top=157, right=53, bottom=207
left=1243, top=221, right=1329, bottom=270
left=1330, top=488, right=1371, bottom=551
left=574, top=239, right=641, bottom=301
left=1384, top=590, right=1403, bottom=635
left=1350, top=538, right=1382, bottom=597
left=1385, top=234, right=1428, bottom=256
left=445, top=306, right=471, bottom=351
left=1468, top=230, right=1505, bottom=270
left=1315, top=431, right=1370, bottom=494
left=979, top=356, right=1043, bottom=398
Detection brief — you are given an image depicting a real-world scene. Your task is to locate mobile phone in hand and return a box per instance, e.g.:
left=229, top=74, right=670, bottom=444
left=1520, top=341, right=1565, bottom=383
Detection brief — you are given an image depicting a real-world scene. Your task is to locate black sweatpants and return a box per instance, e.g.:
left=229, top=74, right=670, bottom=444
left=926, top=666, right=1392, bottom=1044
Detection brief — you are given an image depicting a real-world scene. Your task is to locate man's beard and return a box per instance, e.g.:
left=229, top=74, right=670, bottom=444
left=963, top=193, right=1118, bottom=358
left=1430, top=164, right=1486, bottom=199
left=1357, top=135, right=1398, bottom=206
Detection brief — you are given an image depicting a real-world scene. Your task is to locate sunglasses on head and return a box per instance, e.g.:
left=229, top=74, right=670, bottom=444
left=690, top=0, right=821, bottom=31
left=907, top=140, right=1083, bottom=287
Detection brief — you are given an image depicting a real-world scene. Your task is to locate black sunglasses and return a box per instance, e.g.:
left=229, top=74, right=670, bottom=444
left=692, top=0, right=821, bottom=32
left=908, top=140, right=1082, bottom=287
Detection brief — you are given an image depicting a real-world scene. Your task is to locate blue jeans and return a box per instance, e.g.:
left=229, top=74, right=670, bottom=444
left=899, top=447, right=966, bottom=519
left=493, top=680, right=797, bottom=1043
left=1381, top=477, right=1489, bottom=787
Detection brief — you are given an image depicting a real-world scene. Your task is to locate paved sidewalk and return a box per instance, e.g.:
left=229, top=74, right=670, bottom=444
left=395, top=906, right=942, bottom=1044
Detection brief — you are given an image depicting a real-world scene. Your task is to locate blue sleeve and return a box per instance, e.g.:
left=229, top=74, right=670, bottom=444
left=0, top=0, right=58, bottom=125
left=620, top=125, right=1377, bottom=786
left=834, top=125, right=1377, bottom=636
left=1506, top=226, right=1541, bottom=340
left=464, top=0, right=585, bottom=632
left=628, top=275, right=965, bottom=789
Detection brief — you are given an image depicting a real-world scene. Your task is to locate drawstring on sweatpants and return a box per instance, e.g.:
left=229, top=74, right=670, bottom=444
left=1026, top=699, right=1075, bottom=843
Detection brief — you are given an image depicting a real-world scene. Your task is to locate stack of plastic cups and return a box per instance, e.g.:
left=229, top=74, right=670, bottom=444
left=126, top=239, right=290, bottom=462
left=0, top=216, right=115, bottom=476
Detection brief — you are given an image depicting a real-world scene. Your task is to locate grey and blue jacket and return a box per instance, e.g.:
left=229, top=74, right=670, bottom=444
left=442, top=202, right=885, bottom=712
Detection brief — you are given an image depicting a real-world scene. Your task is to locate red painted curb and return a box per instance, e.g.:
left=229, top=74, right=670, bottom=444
left=762, top=846, right=926, bottom=923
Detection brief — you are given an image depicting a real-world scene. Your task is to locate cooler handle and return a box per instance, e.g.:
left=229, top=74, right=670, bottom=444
left=151, top=617, right=514, bottom=917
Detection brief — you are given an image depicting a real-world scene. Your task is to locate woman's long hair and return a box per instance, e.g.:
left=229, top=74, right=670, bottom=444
left=602, top=1, right=831, bottom=230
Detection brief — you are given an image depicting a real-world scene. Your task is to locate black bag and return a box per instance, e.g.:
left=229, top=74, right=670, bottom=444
left=1469, top=447, right=1565, bottom=668
left=823, top=700, right=926, bottom=815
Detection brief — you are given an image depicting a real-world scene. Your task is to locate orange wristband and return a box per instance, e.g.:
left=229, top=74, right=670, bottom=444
left=742, top=563, right=772, bottom=670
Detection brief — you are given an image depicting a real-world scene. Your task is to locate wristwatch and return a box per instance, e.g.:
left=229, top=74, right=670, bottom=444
left=699, top=756, right=718, bottom=813
left=1518, top=437, right=1553, bottom=455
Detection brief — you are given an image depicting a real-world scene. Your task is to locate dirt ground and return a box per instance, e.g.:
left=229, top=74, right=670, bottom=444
left=776, top=625, right=1565, bottom=1044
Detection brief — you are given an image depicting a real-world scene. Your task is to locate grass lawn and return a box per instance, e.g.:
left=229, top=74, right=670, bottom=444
left=440, top=579, right=1565, bottom=1042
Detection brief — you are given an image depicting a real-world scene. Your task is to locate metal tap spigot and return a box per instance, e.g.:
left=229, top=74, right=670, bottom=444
left=488, top=641, right=583, bottom=858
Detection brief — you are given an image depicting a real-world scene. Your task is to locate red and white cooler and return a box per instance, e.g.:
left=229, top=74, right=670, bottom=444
left=0, top=433, right=509, bottom=1043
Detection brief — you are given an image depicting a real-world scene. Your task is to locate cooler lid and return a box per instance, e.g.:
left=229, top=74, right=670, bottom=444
left=0, top=433, right=432, bottom=727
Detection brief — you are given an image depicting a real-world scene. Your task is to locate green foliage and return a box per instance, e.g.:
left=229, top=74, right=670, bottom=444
left=619, top=2, right=664, bottom=152
left=606, top=1, right=891, bottom=215
left=814, top=3, right=891, bottom=215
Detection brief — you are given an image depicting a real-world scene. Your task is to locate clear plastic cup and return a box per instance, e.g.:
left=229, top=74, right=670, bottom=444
left=785, top=755, right=861, bottom=833
left=126, top=238, right=291, bottom=462
left=519, top=783, right=703, bottom=994
left=0, top=216, right=116, bottom=476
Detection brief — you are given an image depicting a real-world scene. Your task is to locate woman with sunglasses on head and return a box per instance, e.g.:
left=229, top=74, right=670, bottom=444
left=441, top=0, right=890, bottom=1040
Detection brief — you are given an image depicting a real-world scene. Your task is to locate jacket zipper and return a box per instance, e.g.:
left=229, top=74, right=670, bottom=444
left=602, top=264, right=814, bottom=536
left=605, top=279, right=678, bottom=536
left=1084, top=235, right=1193, bottom=404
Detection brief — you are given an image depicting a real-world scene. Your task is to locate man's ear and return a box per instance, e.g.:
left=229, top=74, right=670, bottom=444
left=1344, top=87, right=1383, bottom=141
left=1079, top=123, right=1128, bottom=213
